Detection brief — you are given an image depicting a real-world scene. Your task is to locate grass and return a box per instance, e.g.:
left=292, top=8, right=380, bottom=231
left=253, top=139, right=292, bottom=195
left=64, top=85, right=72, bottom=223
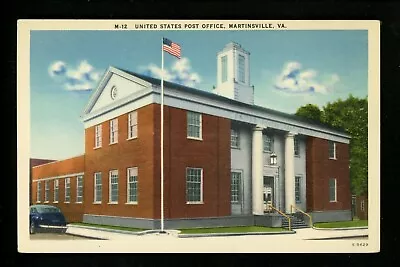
left=72, top=222, right=147, bottom=232
left=179, top=226, right=288, bottom=234
left=314, top=220, right=368, bottom=228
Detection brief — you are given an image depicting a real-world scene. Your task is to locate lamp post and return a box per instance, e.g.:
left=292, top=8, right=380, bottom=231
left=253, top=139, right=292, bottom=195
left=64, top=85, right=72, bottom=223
left=269, top=152, right=280, bottom=210
left=270, top=152, right=277, bottom=165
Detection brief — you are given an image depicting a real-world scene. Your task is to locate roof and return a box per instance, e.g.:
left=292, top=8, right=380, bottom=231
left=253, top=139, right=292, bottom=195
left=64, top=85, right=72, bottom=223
left=116, top=67, right=348, bottom=135
left=30, top=158, right=56, bottom=168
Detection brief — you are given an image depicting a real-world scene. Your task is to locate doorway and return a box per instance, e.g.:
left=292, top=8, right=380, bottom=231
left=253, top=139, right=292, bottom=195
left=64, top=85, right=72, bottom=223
left=263, top=176, right=274, bottom=211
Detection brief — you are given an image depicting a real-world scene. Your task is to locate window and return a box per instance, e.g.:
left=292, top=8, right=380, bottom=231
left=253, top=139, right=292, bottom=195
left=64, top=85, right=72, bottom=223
left=128, top=111, right=138, bottom=139
left=231, top=128, right=240, bottom=148
left=44, top=180, right=50, bottom=202
left=294, top=136, right=300, bottom=157
left=329, top=178, right=337, bottom=202
left=94, top=172, right=102, bottom=203
left=127, top=167, right=138, bottom=203
left=187, top=112, right=202, bottom=139
left=263, top=134, right=274, bottom=152
left=109, top=170, right=119, bottom=203
left=110, top=118, right=118, bottom=144
left=36, top=182, right=41, bottom=203
left=94, top=124, right=102, bottom=148
left=238, top=54, right=245, bottom=83
left=76, top=175, right=83, bottom=203
left=54, top=179, right=59, bottom=202
left=328, top=141, right=336, bottom=159
left=295, top=176, right=301, bottom=203
left=231, top=172, right=241, bottom=203
left=361, top=200, right=365, bottom=212
left=221, top=55, right=227, bottom=83
left=186, top=168, right=203, bottom=203
left=65, top=178, right=71, bottom=203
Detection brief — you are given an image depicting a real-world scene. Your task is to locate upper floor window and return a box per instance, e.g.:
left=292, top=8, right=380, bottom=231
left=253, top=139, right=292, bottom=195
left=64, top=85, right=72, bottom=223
left=76, top=175, right=83, bottom=203
left=94, top=124, right=102, bottom=148
left=65, top=177, right=71, bottom=203
left=294, top=136, right=300, bottom=157
left=128, top=111, right=138, bottom=139
left=187, top=111, right=202, bottom=139
left=238, top=54, right=245, bottom=83
left=231, top=128, right=240, bottom=148
left=110, top=118, right=118, bottom=144
left=328, top=141, right=336, bottom=159
left=329, top=178, right=337, bottom=202
left=36, top=181, right=41, bottom=203
left=263, top=134, right=274, bottom=152
left=109, top=170, right=119, bottom=203
left=221, top=55, right=228, bottom=83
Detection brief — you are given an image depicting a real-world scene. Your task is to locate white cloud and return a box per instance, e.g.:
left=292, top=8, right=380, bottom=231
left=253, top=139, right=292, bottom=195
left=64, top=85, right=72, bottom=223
left=274, top=61, right=339, bottom=94
left=140, top=57, right=202, bottom=88
left=48, top=60, right=103, bottom=91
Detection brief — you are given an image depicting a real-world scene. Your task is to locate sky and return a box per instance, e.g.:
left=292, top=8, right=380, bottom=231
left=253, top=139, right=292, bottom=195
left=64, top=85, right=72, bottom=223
left=30, top=30, right=368, bottom=160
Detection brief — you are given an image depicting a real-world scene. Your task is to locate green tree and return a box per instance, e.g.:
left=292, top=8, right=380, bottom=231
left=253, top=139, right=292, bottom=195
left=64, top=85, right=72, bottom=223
left=295, top=104, right=323, bottom=122
left=296, top=94, right=368, bottom=195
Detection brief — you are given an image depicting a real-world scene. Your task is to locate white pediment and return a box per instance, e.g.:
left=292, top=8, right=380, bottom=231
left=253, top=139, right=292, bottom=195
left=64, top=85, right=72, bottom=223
left=83, top=67, right=152, bottom=116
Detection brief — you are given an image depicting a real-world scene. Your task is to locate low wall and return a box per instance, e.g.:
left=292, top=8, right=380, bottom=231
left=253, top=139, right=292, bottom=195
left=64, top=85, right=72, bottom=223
left=310, top=210, right=352, bottom=223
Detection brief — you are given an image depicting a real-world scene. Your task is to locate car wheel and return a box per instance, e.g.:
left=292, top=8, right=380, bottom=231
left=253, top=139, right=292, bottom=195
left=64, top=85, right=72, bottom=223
left=30, top=222, right=36, bottom=234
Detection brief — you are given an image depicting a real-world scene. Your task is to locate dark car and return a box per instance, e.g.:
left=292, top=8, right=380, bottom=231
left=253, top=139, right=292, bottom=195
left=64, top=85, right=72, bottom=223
left=29, top=205, right=68, bottom=234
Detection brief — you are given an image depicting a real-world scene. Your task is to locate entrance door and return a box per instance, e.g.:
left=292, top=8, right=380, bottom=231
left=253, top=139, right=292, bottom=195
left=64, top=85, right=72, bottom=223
left=263, top=176, right=274, bottom=212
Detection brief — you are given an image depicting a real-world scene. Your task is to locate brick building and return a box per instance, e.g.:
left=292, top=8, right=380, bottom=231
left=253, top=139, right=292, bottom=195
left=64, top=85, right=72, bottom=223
left=31, top=42, right=352, bottom=229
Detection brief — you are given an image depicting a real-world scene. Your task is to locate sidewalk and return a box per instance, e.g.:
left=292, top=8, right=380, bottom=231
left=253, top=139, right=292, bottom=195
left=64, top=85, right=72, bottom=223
left=66, top=224, right=368, bottom=241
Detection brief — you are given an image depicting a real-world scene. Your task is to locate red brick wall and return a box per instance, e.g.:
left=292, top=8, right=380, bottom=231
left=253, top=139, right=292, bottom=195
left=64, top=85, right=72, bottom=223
left=31, top=156, right=85, bottom=222
left=83, top=104, right=156, bottom=219
left=153, top=105, right=231, bottom=219
left=306, top=137, right=351, bottom=212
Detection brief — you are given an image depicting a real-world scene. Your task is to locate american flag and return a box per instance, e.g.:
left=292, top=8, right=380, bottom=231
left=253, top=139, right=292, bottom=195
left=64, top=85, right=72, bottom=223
left=162, top=38, right=181, bottom=59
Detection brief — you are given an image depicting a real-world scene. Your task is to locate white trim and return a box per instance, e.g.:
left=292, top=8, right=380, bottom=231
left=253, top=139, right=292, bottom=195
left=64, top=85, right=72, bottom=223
left=109, top=169, right=119, bottom=204
left=126, top=167, right=138, bottom=204
left=94, top=172, right=102, bottom=203
left=76, top=175, right=84, bottom=203
left=53, top=179, right=59, bottom=203
left=109, top=118, right=118, bottom=144
left=64, top=177, right=71, bottom=203
left=230, top=169, right=243, bottom=204
left=186, top=111, right=202, bottom=140
left=185, top=167, right=203, bottom=204
left=94, top=124, right=102, bottom=149
left=44, top=180, right=50, bottom=202
left=125, top=202, right=138, bottom=205
left=32, top=172, right=85, bottom=182
left=93, top=202, right=102, bottom=205
left=128, top=111, right=138, bottom=140
left=329, top=178, right=337, bottom=202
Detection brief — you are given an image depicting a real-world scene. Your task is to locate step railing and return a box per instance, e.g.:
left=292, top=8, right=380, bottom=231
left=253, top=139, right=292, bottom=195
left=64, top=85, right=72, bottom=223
left=290, top=205, right=313, bottom=227
left=267, top=204, right=292, bottom=231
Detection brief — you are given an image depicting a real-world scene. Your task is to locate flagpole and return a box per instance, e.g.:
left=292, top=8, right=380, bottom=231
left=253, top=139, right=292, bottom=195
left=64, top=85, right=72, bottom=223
left=160, top=37, right=165, bottom=233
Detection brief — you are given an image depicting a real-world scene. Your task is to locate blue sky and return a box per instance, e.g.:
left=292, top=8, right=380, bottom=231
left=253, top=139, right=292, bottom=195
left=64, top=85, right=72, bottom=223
left=31, top=30, right=368, bottom=160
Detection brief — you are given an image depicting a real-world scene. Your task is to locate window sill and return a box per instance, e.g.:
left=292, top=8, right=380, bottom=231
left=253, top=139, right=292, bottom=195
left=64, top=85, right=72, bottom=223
left=93, top=146, right=102, bottom=150
left=187, top=136, right=203, bottom=141
left=125, top=202, right=138, bottom=205
left=109, top=142, right=118, bottom=146
left=329, top=200, right=337, bottom=203
left=127, top=136, right=137, bottom=141
left=186, top=201, right=204, bottom=205
left=36, top=201, right=41, bottom=203
left=294, top=155, right=300, bottom=158
left=263, top=150, right=272, bottom=154
left=44, top=201, right=49, bottom=203
left=53, top=201, right=58, bottom=203
left=64, top=202, right=70, bottom=204
left=75, top=201, right=83, bottom=204
left=231, top=146, right=240, bottom=150
left=329, top=157, right=337, bottom=160
left=93, top=202, right=102, bottom=204
left=108, top=202, right=118, bottom=205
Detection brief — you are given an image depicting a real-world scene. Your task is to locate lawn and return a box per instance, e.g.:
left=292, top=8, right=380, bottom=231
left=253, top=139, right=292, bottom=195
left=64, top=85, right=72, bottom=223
left=314, top=220, right=368, bottom=228
left=179, top=226, right=287, bottom=234
left=71, top=222, right=147, bottom=232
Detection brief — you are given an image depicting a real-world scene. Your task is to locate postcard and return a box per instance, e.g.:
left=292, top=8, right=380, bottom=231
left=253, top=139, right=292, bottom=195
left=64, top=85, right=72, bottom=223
left=17, top=19, right=380, bottom=253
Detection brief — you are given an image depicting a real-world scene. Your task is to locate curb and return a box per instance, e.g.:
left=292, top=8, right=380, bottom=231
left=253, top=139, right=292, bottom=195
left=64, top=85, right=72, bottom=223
left=178, top=230, right=296, bottom=238
left=68, top=224, right=152, bottom=235
left=312, top=226, right=368, bottom=231
left=65, top=232, right=107, bottom=240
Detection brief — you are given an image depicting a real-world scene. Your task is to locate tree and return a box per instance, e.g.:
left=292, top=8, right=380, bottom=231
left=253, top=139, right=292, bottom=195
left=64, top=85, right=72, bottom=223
left=295, top=104, right=323, bottom=122
left=296, top=94, right=368, bottom=196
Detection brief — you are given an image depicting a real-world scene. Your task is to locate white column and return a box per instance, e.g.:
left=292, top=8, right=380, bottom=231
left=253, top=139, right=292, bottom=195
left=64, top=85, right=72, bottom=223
left=285, top=132, right=295, bottom=214
left=252, top=125, right=264, bottom=215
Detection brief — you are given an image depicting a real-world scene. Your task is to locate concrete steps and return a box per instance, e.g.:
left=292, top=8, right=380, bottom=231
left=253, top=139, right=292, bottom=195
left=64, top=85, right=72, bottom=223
left=281, top=213, right=310, bottom=230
